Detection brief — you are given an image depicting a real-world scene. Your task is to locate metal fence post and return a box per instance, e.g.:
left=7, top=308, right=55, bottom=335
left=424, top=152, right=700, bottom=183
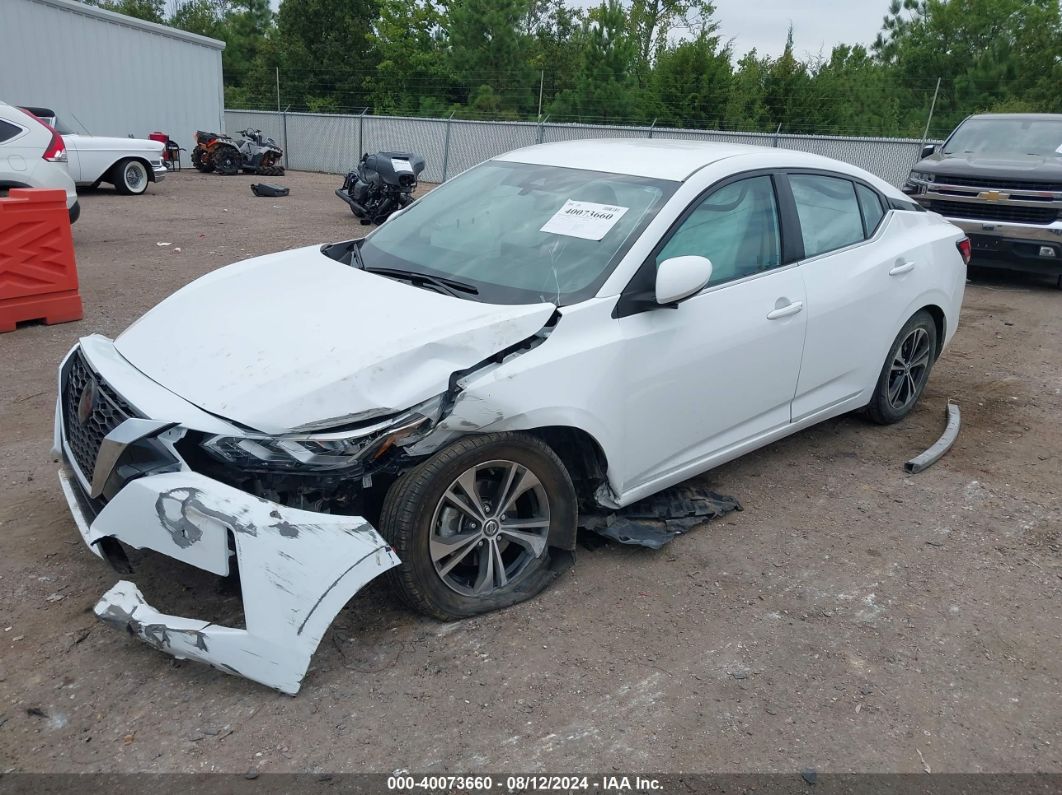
left=282, top=105, right=289, bottom=169
left=358, top=108, right=367, bottom=158
left=537, top=114, right=550, bottom=144
left=648, top=118, right=656, bottom=139
left=772, top=123, right=782, bottom=148
left=442, top=111, right=454, bottom=182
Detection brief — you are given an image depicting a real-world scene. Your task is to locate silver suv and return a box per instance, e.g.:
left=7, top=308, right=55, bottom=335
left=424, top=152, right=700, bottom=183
left=0, top=100, right=80, bottom=223
left=904, top=113, right=1062, bottom=285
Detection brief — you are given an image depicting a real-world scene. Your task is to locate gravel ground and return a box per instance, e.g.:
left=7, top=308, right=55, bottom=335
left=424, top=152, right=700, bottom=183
left=0, top=170, right=1059, bottom=775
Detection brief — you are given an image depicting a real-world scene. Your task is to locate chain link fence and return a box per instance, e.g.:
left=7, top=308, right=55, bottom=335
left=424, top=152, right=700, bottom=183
left=225, top=109, right=934, bottom=188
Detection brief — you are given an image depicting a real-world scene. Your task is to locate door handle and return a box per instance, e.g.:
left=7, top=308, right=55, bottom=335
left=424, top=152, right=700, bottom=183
left=890, top=261, right=916, bottom=276
left=766, top=301, right=804, bottom=320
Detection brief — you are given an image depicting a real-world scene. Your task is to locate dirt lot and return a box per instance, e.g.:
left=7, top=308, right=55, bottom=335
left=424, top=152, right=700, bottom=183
left=0, top=170, right=1059, bottom=775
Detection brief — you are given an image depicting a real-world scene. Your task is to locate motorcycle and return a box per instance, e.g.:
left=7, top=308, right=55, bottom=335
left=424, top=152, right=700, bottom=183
left=335, top=151, right=425, bottom=224
left=191, top=128, right=285, bottom=176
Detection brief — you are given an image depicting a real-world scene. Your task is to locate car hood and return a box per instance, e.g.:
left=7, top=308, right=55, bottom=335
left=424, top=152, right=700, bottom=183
left=64, top=134, right=163, bottom=154
left=915, top=152, right=1062, bottom=182
left=114, top=246, right=556, bottom=434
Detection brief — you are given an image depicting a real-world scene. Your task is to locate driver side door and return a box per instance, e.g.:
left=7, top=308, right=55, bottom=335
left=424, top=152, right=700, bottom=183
left=614, top=173, right=808, bottom=496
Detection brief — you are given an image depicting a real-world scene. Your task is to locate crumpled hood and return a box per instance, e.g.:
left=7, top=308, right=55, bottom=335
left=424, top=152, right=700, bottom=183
left=115, top=246, right=555, bottom=434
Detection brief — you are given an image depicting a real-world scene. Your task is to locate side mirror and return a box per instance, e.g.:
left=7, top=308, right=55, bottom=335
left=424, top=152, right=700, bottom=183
left=921, top=144, right=937, bottom=159
left=655, top=256, right=713, bottom=305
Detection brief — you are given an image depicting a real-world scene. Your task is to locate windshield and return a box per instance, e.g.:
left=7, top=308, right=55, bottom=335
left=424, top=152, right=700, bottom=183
left=943, top=117, right=1062, bottom=158
left=359, top=160, right=677, bottom=305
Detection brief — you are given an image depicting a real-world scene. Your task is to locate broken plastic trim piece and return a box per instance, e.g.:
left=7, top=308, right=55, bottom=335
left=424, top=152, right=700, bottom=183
left=61, top=467, right=400, bottom=694
left=904, top=401, right=960, bottom=474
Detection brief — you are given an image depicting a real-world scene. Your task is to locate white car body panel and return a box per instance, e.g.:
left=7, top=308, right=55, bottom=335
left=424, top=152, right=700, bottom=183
left=54, top=139, right=967, bottom=692
left=63, top=133, right=166, bottom=186
left=0, top=102, right=77, bottom=210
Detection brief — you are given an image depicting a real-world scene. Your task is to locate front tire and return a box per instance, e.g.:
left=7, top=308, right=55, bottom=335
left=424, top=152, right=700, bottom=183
left=379, top=433, right=576, bottom=620
left=113, top=159, right=149, bottom=195
left=866, top=310, right=938, bottom=425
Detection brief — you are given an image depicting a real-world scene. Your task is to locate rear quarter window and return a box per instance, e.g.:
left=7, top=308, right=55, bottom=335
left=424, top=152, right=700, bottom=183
left=856, top=184, right=886, bottom=235
left=0, top=119, right=23, bottom=143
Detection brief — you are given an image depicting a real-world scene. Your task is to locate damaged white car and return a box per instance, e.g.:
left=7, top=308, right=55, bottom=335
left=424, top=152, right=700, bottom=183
left=55, top=140, right=968, bottom=693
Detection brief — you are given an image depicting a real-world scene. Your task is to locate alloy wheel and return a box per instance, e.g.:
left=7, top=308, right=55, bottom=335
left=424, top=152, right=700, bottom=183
left=429, top=459, right=550, bottom=597
left=888, top=326, right=932, bottom=410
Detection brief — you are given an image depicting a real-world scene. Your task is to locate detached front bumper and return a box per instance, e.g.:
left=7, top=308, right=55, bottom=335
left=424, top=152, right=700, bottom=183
left=59, top=465, right=398, bottom=694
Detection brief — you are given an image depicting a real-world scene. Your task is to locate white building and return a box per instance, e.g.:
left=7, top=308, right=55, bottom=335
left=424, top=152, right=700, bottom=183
left=0, top=0, right=225, bottom=165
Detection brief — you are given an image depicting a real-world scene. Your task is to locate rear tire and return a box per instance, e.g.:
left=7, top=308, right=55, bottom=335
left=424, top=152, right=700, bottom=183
left=113, top=159, right=149, bottom=195
left=866, top=310, right=938, bottom=425
left=379, top=433, right=576, bottom=621
left=214, top=146, right=240, bottom=176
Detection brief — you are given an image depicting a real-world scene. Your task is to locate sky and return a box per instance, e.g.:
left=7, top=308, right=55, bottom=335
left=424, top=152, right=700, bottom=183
left=701, top=0, right=889, bottom=59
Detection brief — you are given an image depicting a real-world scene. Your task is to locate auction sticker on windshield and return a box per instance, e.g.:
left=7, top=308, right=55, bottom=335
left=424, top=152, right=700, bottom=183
left=540, top=200, right=629, bottom=240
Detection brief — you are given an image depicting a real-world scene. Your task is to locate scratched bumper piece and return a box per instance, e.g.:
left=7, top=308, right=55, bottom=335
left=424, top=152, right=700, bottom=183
left=580, top=485, right=742, bottom=550
left=64, top=469, right=399, bottom=694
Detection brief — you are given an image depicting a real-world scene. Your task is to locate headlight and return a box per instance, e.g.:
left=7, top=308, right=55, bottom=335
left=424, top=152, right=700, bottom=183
left=202, top=395, right=446, bottom=471
left=908, top=171, right=934, bottom=184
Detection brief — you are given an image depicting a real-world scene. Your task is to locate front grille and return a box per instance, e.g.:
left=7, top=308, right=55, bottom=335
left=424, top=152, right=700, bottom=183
left=933, top=175, right=1062, bottom=193
left=928, top=200, right=1059, bottom=225
left=62, top=351, right=137, bottom=483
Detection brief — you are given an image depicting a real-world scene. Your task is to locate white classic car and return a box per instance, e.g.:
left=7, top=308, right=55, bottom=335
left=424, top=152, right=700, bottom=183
left=55, top=139, right=968, bottom=694
left=21, top=107, right=166, bottom=195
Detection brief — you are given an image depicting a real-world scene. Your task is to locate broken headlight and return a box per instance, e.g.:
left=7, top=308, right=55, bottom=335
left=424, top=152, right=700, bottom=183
left=201, top=395, right=445, bottom=472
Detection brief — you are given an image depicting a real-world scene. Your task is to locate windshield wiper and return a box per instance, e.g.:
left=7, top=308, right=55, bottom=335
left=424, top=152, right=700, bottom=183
left=363, top=266, right=480, bottom=298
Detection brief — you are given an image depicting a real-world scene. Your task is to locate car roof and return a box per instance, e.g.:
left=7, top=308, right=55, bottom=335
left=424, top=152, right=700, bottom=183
left=496, top=138, right=770, bottom=181
left=496, top=138, right=870, bottom=182
left=967, top=113, right=1062, bottom=121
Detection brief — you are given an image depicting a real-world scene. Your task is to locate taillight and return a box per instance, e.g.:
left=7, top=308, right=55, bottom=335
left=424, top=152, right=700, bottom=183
left=42, top=130, right=66, bottom=162
left=956, top=238, right=972, bottom=266
left=16, top=107, right=67, bottom=162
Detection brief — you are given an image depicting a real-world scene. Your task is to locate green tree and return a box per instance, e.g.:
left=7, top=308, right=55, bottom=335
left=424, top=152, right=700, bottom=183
left=648, top=32, right=732, bottom=128
left=447, top=0, right=536, bottom=114
left=88, top=0, right=164, bottom=23
left=548, top=1, right=643, bottom=123
left=368, top=0, right=453, bottom=115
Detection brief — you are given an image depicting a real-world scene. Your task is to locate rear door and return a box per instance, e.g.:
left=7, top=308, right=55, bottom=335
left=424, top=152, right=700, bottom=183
left=786, top=172, right=931, bottom=420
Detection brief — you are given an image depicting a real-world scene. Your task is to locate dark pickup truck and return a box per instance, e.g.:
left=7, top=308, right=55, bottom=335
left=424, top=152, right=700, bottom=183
left=903, top=113, right=1062, bottom=285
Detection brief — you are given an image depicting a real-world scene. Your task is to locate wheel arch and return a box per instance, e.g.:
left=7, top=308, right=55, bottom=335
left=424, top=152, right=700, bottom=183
left=106, top=156, right=155, bottom=185
left=525, top=425, right=610, bottom=508
left=919, top=303, right=946, bottom=358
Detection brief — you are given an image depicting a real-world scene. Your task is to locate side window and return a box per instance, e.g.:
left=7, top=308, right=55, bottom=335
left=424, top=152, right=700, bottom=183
left=0, top=119, right=23, bottom=143
left=656, top=175, right=781, bottom=286
left=790, top=174, right=864, bottom=258
left=856, top=184, right=885, bottom=236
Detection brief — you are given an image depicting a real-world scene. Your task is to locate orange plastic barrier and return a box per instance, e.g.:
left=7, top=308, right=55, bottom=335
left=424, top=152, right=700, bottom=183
left=0, top=188, right=83, bottom=333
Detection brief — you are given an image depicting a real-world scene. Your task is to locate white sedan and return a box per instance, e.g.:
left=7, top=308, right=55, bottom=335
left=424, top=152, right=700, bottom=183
left=21, top=107, right=166, bottom=195
left=54, top=139, right=968, bottom=693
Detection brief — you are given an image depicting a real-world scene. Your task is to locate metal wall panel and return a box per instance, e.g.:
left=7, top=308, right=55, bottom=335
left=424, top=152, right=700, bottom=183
left=226, top=109, right=936, bottom=189
left=0, top=0, right=224, bottom=167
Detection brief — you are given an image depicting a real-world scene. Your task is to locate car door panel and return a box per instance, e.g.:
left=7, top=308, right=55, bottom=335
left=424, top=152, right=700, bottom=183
left=793, top=208, right=944, bottom=420
left=616, top=268, right=807, bottom=491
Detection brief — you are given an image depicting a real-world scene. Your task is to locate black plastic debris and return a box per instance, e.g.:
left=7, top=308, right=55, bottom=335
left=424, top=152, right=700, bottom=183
left=250, top=183, right=289, bottom=197
left=580, top=485, right=742, bottom=549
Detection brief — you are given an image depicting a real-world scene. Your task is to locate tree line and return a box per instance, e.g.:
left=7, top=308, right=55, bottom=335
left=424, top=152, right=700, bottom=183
left=85, top=0, right=1062, bottom=139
